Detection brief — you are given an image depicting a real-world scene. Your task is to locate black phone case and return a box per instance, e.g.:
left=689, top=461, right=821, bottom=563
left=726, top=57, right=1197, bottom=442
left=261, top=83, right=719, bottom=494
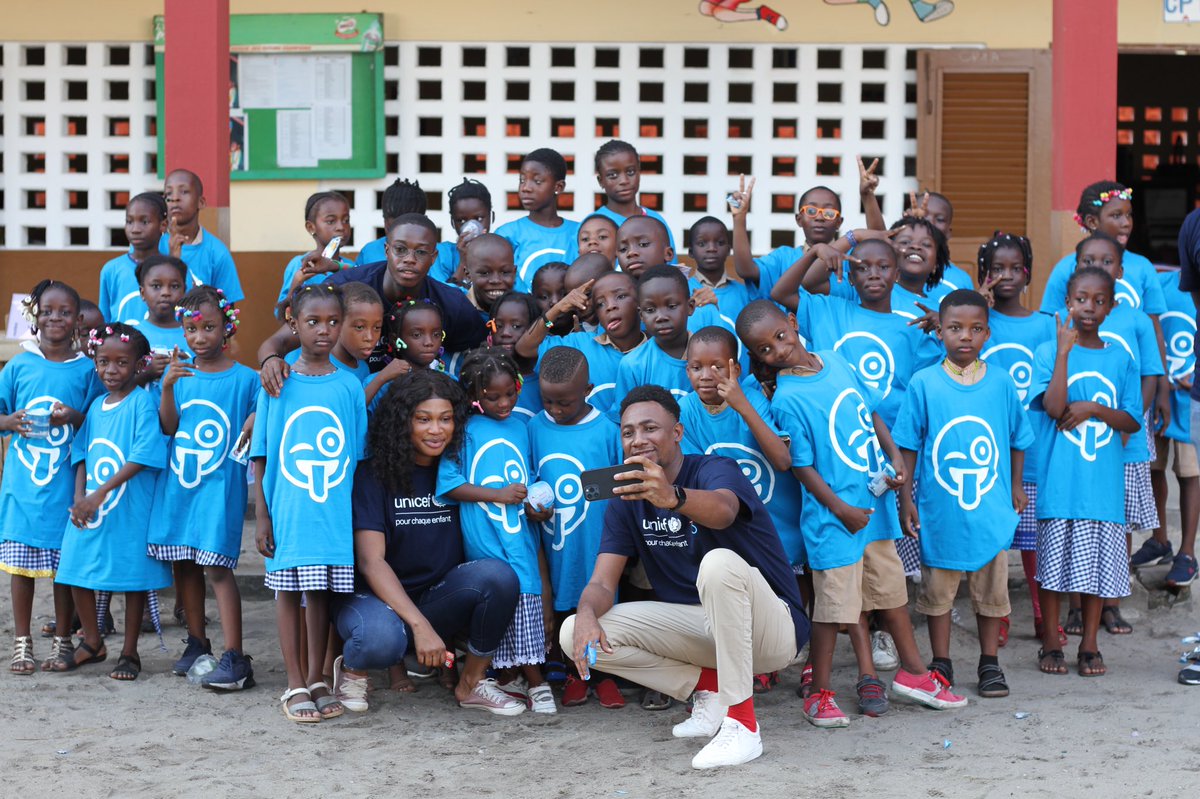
left=580, top=464, right=640, bottom=502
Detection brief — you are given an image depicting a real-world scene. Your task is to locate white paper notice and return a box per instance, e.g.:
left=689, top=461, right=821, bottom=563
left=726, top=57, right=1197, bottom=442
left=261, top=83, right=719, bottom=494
left=312, top=104, right=352, bottom=160
left=277, top=110, right=316, bottom=167
left=313, top=55, right=351, bottom=103
left=238, top=54, right=314, bottom=109
left=238, top=54, right=276, bottom=108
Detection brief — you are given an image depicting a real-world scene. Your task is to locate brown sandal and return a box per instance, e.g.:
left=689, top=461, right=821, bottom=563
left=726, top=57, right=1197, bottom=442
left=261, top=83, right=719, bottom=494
left=1077, top=650, right=1106, bottom=676
left=1037, top=648, right=1068, bottom=675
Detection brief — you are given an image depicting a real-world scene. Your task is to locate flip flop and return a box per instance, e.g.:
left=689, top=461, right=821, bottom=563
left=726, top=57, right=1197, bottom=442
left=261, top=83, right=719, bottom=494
left=1101, top=606, right=1132, bottom=635
left=1064, top=608, right=1083, bottom=636
left=109, top=653, right=141, bottom=681
left=1037, top=648, right=1068, bottom=675
left=1077, top=650, right=1106, bottom=677
left=280, top=687, right=321, bottom=723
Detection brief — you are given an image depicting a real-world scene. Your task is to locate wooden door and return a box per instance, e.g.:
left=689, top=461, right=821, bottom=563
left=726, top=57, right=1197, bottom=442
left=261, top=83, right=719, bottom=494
left=917, top=49, right=1053, bottom=305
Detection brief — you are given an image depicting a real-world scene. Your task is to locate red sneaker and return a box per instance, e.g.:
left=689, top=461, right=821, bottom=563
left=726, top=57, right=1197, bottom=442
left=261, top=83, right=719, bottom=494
left=803, top=689, right=849, bottom=728
left=594, top=677, right=626, bottom=709
left=891, top=669, right=968, bottom=710
left=562, top=675, right=589, bottom=707
left=757, top=4, right=789, bottom=30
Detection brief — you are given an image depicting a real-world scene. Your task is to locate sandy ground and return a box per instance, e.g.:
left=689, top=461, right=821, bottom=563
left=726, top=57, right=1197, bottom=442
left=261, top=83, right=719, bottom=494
left=5, top=510, right=1199, bottom=799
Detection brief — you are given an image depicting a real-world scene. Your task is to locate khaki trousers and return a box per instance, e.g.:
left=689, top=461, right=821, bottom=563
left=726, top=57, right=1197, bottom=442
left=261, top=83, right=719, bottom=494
left=561, top=548, right=798, bottom=706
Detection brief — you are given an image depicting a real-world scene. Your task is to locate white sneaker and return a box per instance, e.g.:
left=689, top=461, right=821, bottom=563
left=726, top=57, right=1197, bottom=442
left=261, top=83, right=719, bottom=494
left=528, top=683, right=557, bottom=714
left=871, top=631, right=900, bottom=671
left=673, top=690, right=727, bottom=738
left=498, top=674, right=530, bottom=700
left=690, top=718, right=763, bottom=769
left=459, top=677, right=526, bottom=716
left=332, top=655, right=369, bottom=712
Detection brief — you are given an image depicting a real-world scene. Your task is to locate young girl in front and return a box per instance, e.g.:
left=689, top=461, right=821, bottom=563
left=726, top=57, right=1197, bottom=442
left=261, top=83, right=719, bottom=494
left=977, top=233, right=1058, bottom=646
left=436, top=348, right=556, bottom=714
left=285, top=281, right=383, bottom=384
left=276, top=191, right=354, bottom=302
left=54, top=324, right=171, bottom=680
left=1030, top=267, right=1141, bottom=677
left=487, top=292, right=543, bottom=420
left=364, top=300, right=446, bottom=409
left=0, top=281, right=104, bottom=674
left=149, top=286, right=258, bottom=690
left=136, top=254, right=192, bottom=396
left=251, top=284, right=368, bottom=722
left=99, top=192, right=169, bottom=324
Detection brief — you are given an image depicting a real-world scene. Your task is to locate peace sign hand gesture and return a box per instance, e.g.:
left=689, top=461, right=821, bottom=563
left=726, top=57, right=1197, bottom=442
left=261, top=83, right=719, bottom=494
left=858, top=157, right=880, bottom=197
left=728, top=174, right=754, bottom=218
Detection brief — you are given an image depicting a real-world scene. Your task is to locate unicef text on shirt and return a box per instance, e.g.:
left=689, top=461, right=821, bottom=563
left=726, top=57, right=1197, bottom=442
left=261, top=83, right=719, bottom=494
left=393, top=495, right=448, bottom=510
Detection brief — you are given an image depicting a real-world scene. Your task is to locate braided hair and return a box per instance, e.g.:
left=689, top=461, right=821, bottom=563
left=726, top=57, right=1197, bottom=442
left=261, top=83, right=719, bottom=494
left=1074, top=181, right=1131, bottom=230
left=385, top=298, right=444, bottom=359
left=304, top=191, right=349, bottom=221
left=457, top=346, right=521, bottom=410
left=976, top=231, right=1033, bottom=285
left=447, top=178, right=493, bottom=213
left=175, top=285, right=241, bottom=339
left=594, top=139, right=638, bottom=173
left=275, top=282, right=344, bottom=322
left=87, top=322, right=151, bottom=365
left=382, top=178, right=427, bottom=220
left=129, top=191, right=168, bottom=221
left=24, top=279, right=81, bottom=336
left=369, top=370, right=469, bottom=496
left=135, top=253, right=187, bottom=285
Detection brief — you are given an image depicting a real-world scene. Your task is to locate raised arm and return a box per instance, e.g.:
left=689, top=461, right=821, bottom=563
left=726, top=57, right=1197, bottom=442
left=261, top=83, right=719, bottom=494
left=729, top=175, right=759, bottom=285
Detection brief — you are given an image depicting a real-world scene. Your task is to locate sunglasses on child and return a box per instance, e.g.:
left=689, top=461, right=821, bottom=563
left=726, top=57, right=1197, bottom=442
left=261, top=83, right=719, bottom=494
left=798, top=206, right=842, bottom=221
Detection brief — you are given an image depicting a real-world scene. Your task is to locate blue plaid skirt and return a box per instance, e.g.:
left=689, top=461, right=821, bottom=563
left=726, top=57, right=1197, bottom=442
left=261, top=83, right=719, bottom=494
left=1036, top=518, right=1131, bottom=598
left=265, top=565, right=354, bottom=593
left=1012, top=481, right=1038, bottom=551
left=492, top=593, right=547, bottom=668
left=148, top=544, right=238, bottom=570
left=0, top=540, right=59, bottom=578
left=1124, top=461, right=1159, bottom=532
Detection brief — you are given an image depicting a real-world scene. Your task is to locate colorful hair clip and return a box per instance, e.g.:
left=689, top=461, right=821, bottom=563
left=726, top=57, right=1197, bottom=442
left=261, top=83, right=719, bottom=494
left=471, top=400, right=484, bottom=414
left=394, top=337, right=408, bottom=350
left=485, top=319, right=498, bottom=333
left=118, top=333, right=131, bottom=343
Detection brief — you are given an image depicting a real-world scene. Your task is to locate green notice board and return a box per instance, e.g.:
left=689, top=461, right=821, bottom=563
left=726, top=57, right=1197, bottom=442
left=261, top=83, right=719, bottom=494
left=154, top=13, right=385, bottom=181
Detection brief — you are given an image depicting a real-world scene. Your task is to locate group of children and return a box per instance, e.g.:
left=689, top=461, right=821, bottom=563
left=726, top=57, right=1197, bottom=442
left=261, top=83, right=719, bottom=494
left=2, top=140, right=1197, bottom=730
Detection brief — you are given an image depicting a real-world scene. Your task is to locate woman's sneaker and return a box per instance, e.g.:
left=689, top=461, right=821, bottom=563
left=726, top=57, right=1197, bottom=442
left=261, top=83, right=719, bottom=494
left=528, top=683, right=557, bottom=714
left=891, top=669, right=968, bottom=709
left=1130, top=537, right=1173, bottom=569
left=172, top=635, right=212, bottom=676
left=459, top=678, right=526, bottom=716
left=803, top=689, right=850, bottom=728
left=1166, top=554, right=1198, bottom=587
left=201, top=649, right=255, bottom=691
left=332, top=655, right=370, bottom=712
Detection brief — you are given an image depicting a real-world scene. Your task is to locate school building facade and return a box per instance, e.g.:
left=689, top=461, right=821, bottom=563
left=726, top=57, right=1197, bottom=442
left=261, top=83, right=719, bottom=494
left=2, top=0, right=1199, bottom=355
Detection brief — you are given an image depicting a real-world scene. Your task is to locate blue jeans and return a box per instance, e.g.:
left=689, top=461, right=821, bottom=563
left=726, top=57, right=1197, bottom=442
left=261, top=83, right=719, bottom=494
left=333, top=558, right=520, bottom=671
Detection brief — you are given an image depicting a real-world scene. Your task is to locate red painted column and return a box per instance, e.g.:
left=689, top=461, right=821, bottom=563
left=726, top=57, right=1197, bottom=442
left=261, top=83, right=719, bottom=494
left=1052, top=0, right=1118, bottom=210
left=163, top=0, right=230, bottom=210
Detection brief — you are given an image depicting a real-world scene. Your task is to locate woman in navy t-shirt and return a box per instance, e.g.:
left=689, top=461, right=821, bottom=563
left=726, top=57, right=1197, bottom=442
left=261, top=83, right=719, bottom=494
left=332, top=370, right=524, bottom=716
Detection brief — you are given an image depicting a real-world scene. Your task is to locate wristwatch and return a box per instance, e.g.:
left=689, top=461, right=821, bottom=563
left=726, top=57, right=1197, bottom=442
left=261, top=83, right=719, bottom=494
left=671, top=485, right=687, bottom=511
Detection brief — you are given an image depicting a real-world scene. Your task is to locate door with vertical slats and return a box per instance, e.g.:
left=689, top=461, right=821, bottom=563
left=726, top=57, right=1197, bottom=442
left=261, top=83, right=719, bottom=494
left=917, top=49, right=1052, bottom=304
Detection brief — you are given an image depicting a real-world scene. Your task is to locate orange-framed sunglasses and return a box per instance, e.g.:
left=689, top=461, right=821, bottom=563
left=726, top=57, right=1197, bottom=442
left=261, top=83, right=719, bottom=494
left=798, top=205, right=841, bottom=220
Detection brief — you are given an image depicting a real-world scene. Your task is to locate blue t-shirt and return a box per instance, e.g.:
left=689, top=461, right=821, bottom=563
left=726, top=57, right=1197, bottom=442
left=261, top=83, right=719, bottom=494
left=285, top=348, right=371, bottom=385
left=351, top=461, right=464, bottom=596
left=690, top=276, right=754, bottom=329
left=892, top=365, right=1034, bottom=570
left=1159, top=270, right=1196, bottom=442
left=495, top=216, right=581, bottom=291
left=593, top=205, right=677, bottom=256
left=793, top=287, right=943, bottom=427
left=436, top=414, right=541, bottom=594
left=56, top=389, right=171, bottom=591
left=546, top=331, right=638, bottom=417
left=149, top=363, right=259, bottom=560
left=139, top=322, right=193, bottom=402
left=355, top=236, right=387, bottom=267
left=1040, top=250, right=1166, bottom=315
left=679, top=390, right=806, bottom=566
left=940, top=261, right=975, bottom=292
left=0, top=349, right=104, bottom=549
left=512, top=371, right=543, bottom=422
left=829, top=278, right=952, bottom=322
left=749, top=245, right=803, bottom=301
left=157, top=228, right=244, bottom=303
left=1101, top=302, right=1162, bottom=463
left=277, top=253, right=356, bottom=303
left=598, top=454, right=809, bottom=652
left=1029, top=342, right=1142, bottom=524
left=528, top=407, right=620, bottom=610
left=249, top=370, right=367, bottom=573
left=616, top=338, right=691, bottom=401
left=981, top=310, right=1055, bottom=482
left=1177, top=209, right=1200, bottom=401
left=98, top=251, right=148, bottom=325
left=769, top=352, right=899, bottom=569
left=431, top=241, right=462, bottom=286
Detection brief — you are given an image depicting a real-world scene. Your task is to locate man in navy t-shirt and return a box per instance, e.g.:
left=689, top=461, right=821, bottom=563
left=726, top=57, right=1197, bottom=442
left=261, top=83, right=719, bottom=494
left=562, top=385, right=809, bottom=770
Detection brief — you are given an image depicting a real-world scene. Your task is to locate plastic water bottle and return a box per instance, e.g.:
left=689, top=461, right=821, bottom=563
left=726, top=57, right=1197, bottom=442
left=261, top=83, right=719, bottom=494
left=186, top=654, right=218, bottom=684
left=460, top=219, right=484, bottom=243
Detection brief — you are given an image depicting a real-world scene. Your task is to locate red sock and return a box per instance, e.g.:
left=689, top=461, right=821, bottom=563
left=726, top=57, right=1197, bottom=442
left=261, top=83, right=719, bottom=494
left=694, top=667, right=718, bottom=694
left=727, top=697, right=757, bottom=732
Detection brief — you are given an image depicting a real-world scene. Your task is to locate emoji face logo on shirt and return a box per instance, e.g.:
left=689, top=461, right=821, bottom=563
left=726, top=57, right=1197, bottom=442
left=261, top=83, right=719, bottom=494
left=587, top=383, right=615, bottom=412
left=1064, top=371, right=1118, bottom=461
left=834, top=331, right=897, bottom=399
left=705, top=442, right=775, bottom=503
left=171, top=399, right=231, bottom=489
left=981, top=342, right=1035, bottom=407
left=15, top=395, right=70, bottom=488
left=537, top=452, right=589, bottom=551
left=1114, top=277, right=1141, bottom=310
left=1161, top=310, right=1196, bottom=383
left=115, top=291, right=147, bottom=326
left=470, top=439, right=528, bottom=535
left=279, top=406, right=349, bottom=503
left=1099, top=330, right=1135, bottom=361
left=86, top=438, right=128, bottom=528
left=829, top=387, right=884, bottom=474
left=932, top=416, right=1000, bottom=511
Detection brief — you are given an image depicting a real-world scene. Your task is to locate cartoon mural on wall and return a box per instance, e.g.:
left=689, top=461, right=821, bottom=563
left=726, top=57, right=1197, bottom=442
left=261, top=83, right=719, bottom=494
left=698, top=0, right=954, bottom=29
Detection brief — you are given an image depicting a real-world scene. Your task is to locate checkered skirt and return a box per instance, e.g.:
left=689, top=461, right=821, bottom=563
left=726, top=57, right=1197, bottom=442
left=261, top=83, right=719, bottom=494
left=1012, top=481, right=1038, bottom=551
left=1124, top=461, right=1159, bottom=532
left=491, top=592, right=547, bottom=669
left=264, top=565, right=355, bottom=593
left=893, top=479, right=921, bottom=576
left=0, top=540, right=59, bottom=578
left=1035, top=518, right=1131, bottom=598
left=147, top=544, right=238, bottom=570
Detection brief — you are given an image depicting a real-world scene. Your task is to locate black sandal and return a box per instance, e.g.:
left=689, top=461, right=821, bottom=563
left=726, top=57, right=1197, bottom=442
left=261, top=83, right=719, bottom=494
left=977, top=663, right=1010, bottom=697
left=1077, top=650, right=1106, bottom=677
left=639, top=688, right=673, bottom=711
left=45, top=639, right=106, bottom=673
left=1100, top=606, right=1132, bottom=635
left=109, top=653, right=141, bottom=681
left=1037, top=648, right=1068, bottom=675
left=1064, top=608, right=1083, bottom=636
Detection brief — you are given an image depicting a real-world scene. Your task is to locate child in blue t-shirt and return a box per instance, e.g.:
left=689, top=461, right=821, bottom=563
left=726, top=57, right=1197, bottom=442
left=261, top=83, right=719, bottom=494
left=0, top=281, right=103, bottom=674
left=485, top=293, right=543, bottom=421
left=894, top=291, right=1033, bottom=699
left=496, top=149, right=580, bottom=291
left=578, top=214, right=618, bottom=264
left=976, top=232, right=1057, bottom=644
left=284, top=282, right=383, bottom=389
left=160, top=169, right=244, bottom=302
left=531, top=262, right=573, bottom=338
left=1028, top=267, right=1142, bottom=677
left=276, top=191, right=355, bottom=302
left=463, top=235, right=519, bottom=320
left=528, top=346, right=622, bottom=706
left=1146, top=269, right=1199, bottom=587
left=593, top=139, right=676, bottom=253
left=250, top=284, right=367, bottom=722
left=434, top=178, right=495, bottom=287
left=55, top=324, right=171, bottom=680
left=149, top=286, right=258, bottom=689
left=99, top=192, right=167, bottom=325
left=616, top=266, right=697, bottom=400
left=437, top=348, right=556, bottom=714
left=737, top=299, right=966, bottom=726
left=921, top=192, right=976, bottom=291
left=688, top=216, right=753, bottom=325
left=365, top=300, right=447, bottom=410
left=134, top=255, right=192, bottom=400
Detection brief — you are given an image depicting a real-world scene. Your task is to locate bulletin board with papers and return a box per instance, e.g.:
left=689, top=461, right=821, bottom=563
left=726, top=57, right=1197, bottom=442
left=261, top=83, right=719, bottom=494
left=153, top=13, right=385, bottom=180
